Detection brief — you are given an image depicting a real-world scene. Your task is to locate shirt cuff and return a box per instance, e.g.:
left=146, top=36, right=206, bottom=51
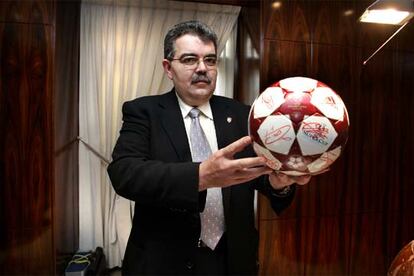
left=270, top=184, right=294, bottom=197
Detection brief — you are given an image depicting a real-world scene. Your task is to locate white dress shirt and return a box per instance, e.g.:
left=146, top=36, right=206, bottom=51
left=176, top=93, right=219, bottom=155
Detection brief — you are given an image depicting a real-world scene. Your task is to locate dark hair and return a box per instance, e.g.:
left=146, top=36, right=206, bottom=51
left=164, top=20, right=218, bottom=60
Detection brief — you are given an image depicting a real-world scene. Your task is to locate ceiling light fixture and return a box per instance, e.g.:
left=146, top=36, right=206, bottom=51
left=360, top=0, right=414, bottom=65
left=359, top=0, right=414, bottom=25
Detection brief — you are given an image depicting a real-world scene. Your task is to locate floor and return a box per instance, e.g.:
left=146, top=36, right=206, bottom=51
left=108, top=267, right=122, bottom=276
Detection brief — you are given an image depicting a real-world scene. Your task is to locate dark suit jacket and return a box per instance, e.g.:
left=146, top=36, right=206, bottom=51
left=107, top=90, right=295, bottom=275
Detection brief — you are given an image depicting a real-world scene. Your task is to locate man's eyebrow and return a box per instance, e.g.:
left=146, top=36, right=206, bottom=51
left=178, top=53, right=217, bottom=58
left=178, top=53, right=197, bottom=58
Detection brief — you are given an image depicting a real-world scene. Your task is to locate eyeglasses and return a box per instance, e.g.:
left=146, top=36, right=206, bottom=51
left=170, top=55, right=218, bottom=69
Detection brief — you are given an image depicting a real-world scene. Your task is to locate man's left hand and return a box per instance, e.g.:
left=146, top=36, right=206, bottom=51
left=268, top=172, right=311, bottom=190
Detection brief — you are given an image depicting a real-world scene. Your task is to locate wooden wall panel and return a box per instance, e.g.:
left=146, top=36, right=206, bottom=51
left=259, top=213, right=414, bottom=274
left=262, top=40, right=311, bottom=87
left=0, top=0, right=58, bottom=274
left=0, top=0, right=54, bottom=25
left=0, top=21, right=54, bottom=275
left=262, top=0, right=412, bottom=51
left=259, top=219, right=305, bottom=274
left=347, top=213, right=414, bottom=273
left=263, top=0, right=311, bottom=43
left=259, top=216, right=352, bottom=274
left=260, top=0, right=414, bottom=274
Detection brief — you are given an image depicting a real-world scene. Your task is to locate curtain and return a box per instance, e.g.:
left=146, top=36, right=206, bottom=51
left=217, top=23, right=237, bottom=99
left=79, top=0, right=240, bottom=268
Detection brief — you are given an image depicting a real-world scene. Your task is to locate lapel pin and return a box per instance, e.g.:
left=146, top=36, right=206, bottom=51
left=227, top=117, right=232, bottom=123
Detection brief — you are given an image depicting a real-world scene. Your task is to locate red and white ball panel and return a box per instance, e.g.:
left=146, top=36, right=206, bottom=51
left=297, top=115, right=338, bottom=156
left=279, top=76, right=318, bottom=92
left=248, top=76, right=349, bottom=176
left=253, top=142, right=282, bottom=170
left=311, top=87, right=346, bottom=121
left=253, top=87, right=285, bottom=119
left=307, top=146, right=341, bottom=174
left=257, top=115, right=295, bottom=155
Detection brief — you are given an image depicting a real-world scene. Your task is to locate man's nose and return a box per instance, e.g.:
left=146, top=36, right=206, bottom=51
left=195, top=59, right=208, bottom=72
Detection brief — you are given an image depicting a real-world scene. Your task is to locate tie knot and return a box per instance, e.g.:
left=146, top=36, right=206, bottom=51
left=189, top=108, right=201, bottom=119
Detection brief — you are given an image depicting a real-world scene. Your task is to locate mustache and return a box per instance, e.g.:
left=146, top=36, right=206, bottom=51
left=191, top=74, right=211, bottom=84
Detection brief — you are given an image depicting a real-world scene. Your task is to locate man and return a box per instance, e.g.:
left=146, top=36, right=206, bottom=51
left=108, top=20, right=310, bottom=275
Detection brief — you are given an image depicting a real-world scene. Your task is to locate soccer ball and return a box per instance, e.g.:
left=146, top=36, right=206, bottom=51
left=248, top=77, right=349, bottom=176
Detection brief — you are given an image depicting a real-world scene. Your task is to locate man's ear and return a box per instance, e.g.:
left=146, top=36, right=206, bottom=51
left=162, top=59, right=173, bottom=80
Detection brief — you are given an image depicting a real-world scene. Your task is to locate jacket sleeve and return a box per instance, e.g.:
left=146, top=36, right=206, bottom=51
left=243, top=141, right=295, bottom=215
left=254, top=176, right=296, bottom=215
left=107, top=100, right=200, bottom=212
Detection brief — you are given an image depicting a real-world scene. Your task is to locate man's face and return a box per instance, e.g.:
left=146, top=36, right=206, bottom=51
left=163, top=34, right=217, bottom=107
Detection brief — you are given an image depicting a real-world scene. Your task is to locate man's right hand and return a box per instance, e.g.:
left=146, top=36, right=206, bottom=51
left=198, top=136, right=272, bottom=191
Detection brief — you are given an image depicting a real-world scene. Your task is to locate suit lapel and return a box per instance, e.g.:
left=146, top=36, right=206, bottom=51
left=159, top=93, right=236, bottom=216
left=159, top=91, right=192, bottom=162
left=210, top=96, right=232, bottom=218
left=210, top=97, right=231, bottom=150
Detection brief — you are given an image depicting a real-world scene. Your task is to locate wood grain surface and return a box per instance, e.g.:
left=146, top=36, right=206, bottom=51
left=259, top=0, right=414, bottom=274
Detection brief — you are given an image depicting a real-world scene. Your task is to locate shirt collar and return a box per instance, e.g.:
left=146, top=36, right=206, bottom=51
left=176, top=92, right=213, bottom=120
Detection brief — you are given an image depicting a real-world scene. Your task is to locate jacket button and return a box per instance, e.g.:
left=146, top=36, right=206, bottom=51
left=185, top=260, right=194, bottom=270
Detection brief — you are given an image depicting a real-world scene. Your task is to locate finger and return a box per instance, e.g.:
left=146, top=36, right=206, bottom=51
left=221, top=136, right=252, bottom=157
left=232, top=175, right=263, bottom=185
left=239, top=166, right=273, bottom=177
left=293, top=175, right=311, bottom=185
left=227, top=166, right=272, bottom=186
left=232, top=156, right=268, bottom=170
left=269, top=172, right=295, bottom=186
left=232, top=170, right=270, bottom=185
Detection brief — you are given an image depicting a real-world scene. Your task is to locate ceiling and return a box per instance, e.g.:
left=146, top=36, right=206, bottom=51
left=174, top=0, right=259, bottom=7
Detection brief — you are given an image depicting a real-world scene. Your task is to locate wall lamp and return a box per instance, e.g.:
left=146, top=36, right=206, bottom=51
left=359, top=0, right=414, bottom=64
left=360, top=0, right=414, bottom=25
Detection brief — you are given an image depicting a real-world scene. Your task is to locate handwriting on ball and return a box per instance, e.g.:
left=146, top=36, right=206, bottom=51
left=261, top=94, right=274, bottom=110
left=320, top=150, right=339, bottom=164
left=302, top=122, right=329, bottom=146
left=264, top=125, right=292, bottom=145
left=322, top=96, right=341, bottom=112
left=324, top=96, right=336, bottom=106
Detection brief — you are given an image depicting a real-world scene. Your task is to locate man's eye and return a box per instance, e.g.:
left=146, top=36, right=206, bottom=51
left=181, top=57, right=198, bottom=65
left=204, top=57, right=217, bottom=65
